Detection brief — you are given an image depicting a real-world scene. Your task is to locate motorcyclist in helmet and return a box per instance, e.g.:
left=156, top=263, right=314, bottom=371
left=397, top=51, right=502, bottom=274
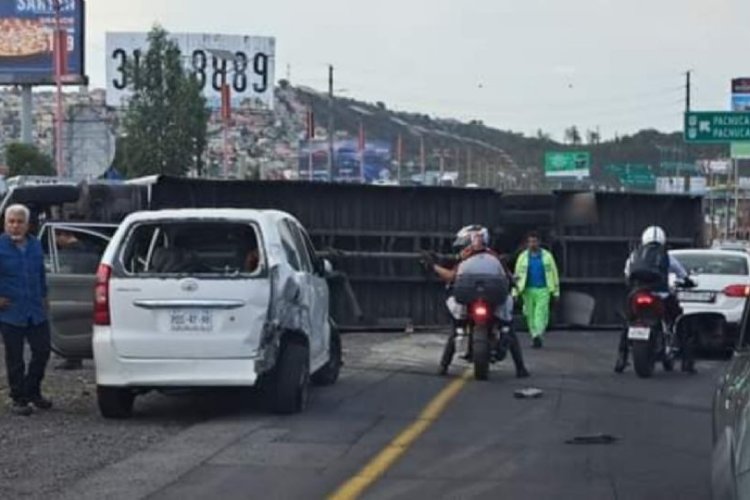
left=423, top=225, right=530, bottom=378
left=615, top=225, right=696, bottom=373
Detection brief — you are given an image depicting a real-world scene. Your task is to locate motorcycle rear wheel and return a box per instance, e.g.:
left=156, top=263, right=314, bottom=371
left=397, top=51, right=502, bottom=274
left=633, top=338, right=655, bottom=378
left=473, top=324, right=490, bottom=381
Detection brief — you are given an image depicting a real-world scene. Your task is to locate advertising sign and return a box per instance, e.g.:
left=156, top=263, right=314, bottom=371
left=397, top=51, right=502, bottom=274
left=688, top=177, right=707, bottom=195
left=732, top=78, right=750, bottom=95
left=732, top=77, right=750, bottom=110
left=731, top=78, right=750, bottom=155
left=544, top=151, right=590, bottom=178
left=106, top=32, right=275, bottom=109
left=298, top=140, right=392, bottom=183
left=0, top=0, right=86, bottom=85
left=702, top=159, right=731, bottom=174
left=732, top=95, right=750, bottom=112
left=656, top=177, right=685, bottom=194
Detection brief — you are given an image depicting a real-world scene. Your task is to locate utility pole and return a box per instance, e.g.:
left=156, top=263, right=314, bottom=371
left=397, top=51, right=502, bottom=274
left=306, top=99, right=314, bottom=181
left=735, top=158, right=740, bottom=239
left=685, top=70, right=692, bottom=112
left=420, top=135, right=426, bottom=184
left=327, top=65, right=335, bottom=182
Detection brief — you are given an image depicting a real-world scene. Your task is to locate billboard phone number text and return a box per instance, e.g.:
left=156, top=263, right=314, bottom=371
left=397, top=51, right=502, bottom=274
left=110, top=48, right=270, bottom=94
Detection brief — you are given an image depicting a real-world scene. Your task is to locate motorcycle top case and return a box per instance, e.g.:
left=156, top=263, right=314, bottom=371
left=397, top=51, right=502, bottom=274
left=452, top=273, right=509, bottom=306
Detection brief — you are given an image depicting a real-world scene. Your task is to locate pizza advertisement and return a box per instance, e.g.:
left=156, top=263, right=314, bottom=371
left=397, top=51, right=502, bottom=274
left=0, top=0, right=86, bottom=85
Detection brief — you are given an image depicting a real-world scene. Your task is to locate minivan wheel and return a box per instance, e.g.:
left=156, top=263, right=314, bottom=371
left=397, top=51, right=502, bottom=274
left=269, top=342, right=310, bottom=414
left=312, top=328, right=342, bottom=386
left=97, top=386, right=135, bottom=419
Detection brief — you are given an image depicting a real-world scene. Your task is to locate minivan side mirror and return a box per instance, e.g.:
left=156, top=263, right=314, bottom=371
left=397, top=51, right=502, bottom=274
left=323, top=259, right=333, bottom=276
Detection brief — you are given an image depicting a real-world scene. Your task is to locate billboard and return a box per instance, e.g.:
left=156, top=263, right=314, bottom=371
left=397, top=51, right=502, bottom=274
left=298, top=140, right=393, bottom=183
left=0, top=0, right=86, bottom=85
left=656, top=177, right=685, bottom=194
left=732, top=78, right=750, bottom=112
left=106, top=32, right=275, bottom=110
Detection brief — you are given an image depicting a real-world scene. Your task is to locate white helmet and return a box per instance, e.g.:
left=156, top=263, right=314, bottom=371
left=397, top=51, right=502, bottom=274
left=641, top=226, right=666, bottom=246
left=453, top=224, right=490, bottom=251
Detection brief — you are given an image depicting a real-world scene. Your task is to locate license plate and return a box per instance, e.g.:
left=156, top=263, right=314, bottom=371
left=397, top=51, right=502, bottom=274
left=170, top=309, right=213, bottom=332
left=678, top=291, right=715, bottom=303
left=628, top=327, right=650, bottom=340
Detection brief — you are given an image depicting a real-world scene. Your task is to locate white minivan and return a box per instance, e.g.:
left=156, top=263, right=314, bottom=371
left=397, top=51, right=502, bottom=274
left=93, top=209, right=341, bottom=418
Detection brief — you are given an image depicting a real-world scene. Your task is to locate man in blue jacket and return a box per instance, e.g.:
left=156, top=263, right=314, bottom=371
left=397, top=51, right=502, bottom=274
left=0, top=204, right=52, bottom=416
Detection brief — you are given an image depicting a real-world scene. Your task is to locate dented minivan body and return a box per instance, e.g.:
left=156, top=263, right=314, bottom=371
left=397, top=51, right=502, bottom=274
left=93, top=209, right=340, bottom=417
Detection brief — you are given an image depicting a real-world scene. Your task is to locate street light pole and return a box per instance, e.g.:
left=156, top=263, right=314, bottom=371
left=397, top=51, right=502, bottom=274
left=53, top=0, right=64, bottom=177
left=419, top=135, right=426, bottom=185
left=207, top=49, right=239, bottom=179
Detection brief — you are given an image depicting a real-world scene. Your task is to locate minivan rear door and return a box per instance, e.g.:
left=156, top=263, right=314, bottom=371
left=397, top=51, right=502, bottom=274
left=108, top=220, right=271, bottom=359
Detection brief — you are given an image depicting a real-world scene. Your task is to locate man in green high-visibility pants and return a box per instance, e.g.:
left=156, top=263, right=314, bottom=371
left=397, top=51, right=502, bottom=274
left=514, top=232, right=560, bottom=348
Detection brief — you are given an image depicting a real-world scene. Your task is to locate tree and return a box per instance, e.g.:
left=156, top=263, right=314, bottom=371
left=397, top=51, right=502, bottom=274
left=119, top=26, right=210, bottom=178
left=564, top=126, right=582, bottom=146
left=535, top=129, right=551, bottom=142
left=5, top=143, right=55, bottom=177
left=586, top=129, right=601, bottom=145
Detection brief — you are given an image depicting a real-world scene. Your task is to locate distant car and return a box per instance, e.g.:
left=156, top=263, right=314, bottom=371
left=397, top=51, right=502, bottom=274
left=93, top=209, right=341, bottom=418
left=712, top=240, right=750, bottom=253
left=371, top=179, right=399, bottom=186
left=712, top=300, right=750, bottom=500
left=670, top=249, right=750, bottom=351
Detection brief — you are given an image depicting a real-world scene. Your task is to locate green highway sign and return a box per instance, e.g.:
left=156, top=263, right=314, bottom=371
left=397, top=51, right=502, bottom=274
left=544, top=151, right=590, bottom=178
left=685, top=112, right=750, bottom=143
left=604, top=164, right=655, bottom=189
left=732, top=142, right=750, bottom=159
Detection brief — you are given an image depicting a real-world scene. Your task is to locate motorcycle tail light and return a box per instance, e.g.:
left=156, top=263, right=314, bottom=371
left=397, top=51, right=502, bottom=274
left=471, top=302, right=490, bottom=322
left=629, top=292, right=662, bottom=320
left=635, top=294, right=654, bottom=306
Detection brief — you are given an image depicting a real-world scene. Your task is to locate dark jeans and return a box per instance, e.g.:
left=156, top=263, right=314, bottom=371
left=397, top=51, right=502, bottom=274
left=1, top=321, right=51, bottom=402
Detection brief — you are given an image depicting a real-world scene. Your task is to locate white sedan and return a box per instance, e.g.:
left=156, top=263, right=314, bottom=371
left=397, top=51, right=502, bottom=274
left=670, top=249, right=750, bottom=350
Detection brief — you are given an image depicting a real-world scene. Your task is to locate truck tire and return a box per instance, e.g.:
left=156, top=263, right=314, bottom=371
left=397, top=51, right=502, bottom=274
left=268, top=342, right=310, bottom=414
left=312, top=327, right=342, bottom=386
left=97, top=386, right=135, bottom=419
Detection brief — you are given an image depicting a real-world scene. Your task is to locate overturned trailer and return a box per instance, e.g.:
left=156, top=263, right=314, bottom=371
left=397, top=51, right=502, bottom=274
left=140, top=176, right=704, bottom=329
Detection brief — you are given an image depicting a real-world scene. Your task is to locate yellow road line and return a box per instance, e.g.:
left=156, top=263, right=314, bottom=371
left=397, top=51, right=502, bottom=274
left=328, top=370, right=472, bottom=500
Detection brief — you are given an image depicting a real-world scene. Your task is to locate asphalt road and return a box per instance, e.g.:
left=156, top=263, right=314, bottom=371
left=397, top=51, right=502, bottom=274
left=0, top=330, right=721, bottom=500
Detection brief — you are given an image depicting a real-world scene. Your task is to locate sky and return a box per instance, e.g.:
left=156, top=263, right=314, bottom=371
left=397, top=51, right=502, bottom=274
left=84, top=0, right=750, bottom=141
